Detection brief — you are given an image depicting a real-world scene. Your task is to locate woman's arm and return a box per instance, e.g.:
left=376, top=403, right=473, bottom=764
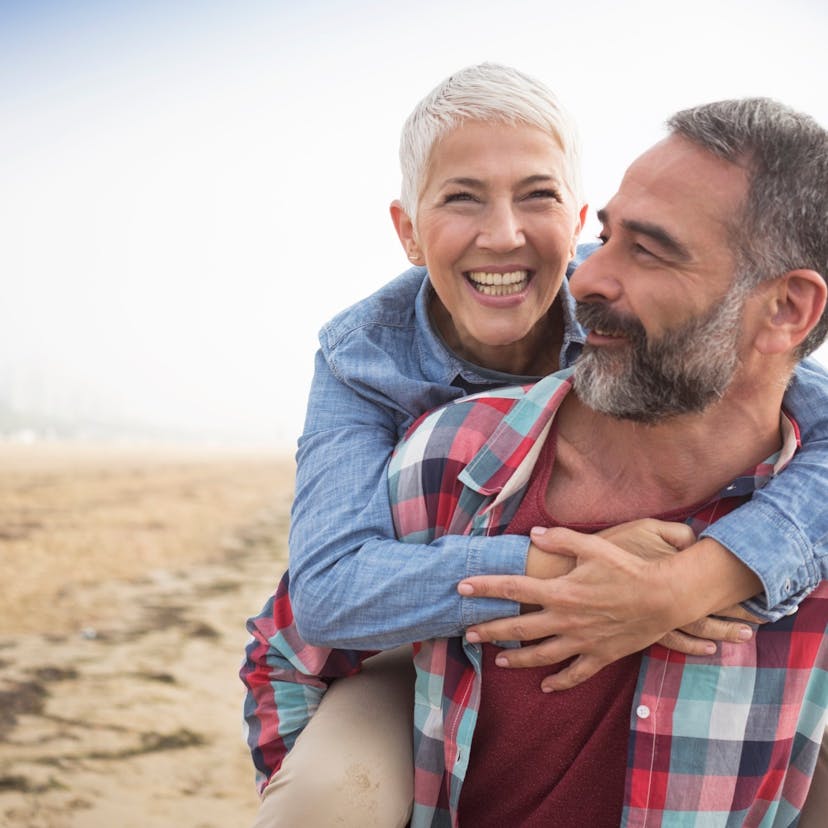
left=701, top=357, right=828, bottom=618
left=292, top=352, right=828, bottom=651
left=288, top=349, right=527, bottom=649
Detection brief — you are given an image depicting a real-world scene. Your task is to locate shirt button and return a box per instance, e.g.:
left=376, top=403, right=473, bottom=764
left=636, top=705, right=651, bottom=719
left=784, top=579, right=792, bottom=593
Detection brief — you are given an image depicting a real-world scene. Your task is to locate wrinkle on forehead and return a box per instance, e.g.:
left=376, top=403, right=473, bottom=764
left=612, top=135, right=749, bottom=254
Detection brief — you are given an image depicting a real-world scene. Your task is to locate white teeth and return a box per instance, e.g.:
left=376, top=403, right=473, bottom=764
left=468, top=270, right=527, bottom=286
left=467, top=270, right=529, bottom=296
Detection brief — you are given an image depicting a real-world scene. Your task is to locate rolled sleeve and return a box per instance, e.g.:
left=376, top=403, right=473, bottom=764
left=460, top=534, right=528, bottom=627
left=702, top=499, right=817, bottom=621
left=701, top=357, right=828, bottom=619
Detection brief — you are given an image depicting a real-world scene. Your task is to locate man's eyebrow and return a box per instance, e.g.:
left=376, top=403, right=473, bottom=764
left=596, top=208, right=692, bottom=262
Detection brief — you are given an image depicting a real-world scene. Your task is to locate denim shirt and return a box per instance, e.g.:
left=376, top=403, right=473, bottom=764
left=288, top=244, right=828, bottom=649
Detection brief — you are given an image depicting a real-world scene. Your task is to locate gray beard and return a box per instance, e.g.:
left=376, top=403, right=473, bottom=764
left=573, top=289, right=745, bottom=424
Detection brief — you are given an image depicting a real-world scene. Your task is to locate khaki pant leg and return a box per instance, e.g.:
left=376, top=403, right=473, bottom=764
left=250, top=645, right=415, bottom=828
left=799, top=726, right=828, bottom=828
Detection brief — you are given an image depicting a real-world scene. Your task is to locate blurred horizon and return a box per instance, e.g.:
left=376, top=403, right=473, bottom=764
left=3, top=0, right=827, bottom=450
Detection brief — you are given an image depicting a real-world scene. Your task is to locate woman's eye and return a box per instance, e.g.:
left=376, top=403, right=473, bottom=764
left=525, top=188, right=561, bottom=201
left=443, top=192, right=476, bottom=203
left=596, top=233, right=608, bottom=245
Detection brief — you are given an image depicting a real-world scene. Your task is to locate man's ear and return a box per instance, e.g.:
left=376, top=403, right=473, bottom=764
left=390, top=200, right=424, bottom=265
left=754, top=269, right=827, bottom=354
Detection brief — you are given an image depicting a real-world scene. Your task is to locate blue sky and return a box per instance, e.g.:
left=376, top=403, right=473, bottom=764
left=2, top=0, right=827, bottom=445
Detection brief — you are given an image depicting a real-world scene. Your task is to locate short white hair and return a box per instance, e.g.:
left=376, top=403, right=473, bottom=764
left=398, top=62, right=583, bottom=219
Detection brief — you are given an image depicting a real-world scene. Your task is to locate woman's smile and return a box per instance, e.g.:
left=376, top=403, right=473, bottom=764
left=465, top=269, right=531, bottom=297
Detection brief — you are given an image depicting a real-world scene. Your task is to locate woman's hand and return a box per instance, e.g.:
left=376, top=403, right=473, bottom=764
left=596, top=519, right=763, bottom=653
left=596, top=517, right=695, bottom=560
left=596, top=518, right=763, bottom=654
left=460, top=523, right=763, bottom=691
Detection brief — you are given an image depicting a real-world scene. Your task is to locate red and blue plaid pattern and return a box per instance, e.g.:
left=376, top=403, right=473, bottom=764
left=241, top=570, right=376, bottom=793
left=387, top=370, right=827, bottom=827
left=241, top=368, right=826, bottom=826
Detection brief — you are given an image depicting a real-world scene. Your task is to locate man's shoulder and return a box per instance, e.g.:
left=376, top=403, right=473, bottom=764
left=388, top=386, right=531, bottom=540
left=394, top=386, right=532, bottom=460
left=390, top=373, right=573, bottom=478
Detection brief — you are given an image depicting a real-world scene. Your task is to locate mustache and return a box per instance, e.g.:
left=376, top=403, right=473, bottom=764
left=575, top=302, right=647, bottom=341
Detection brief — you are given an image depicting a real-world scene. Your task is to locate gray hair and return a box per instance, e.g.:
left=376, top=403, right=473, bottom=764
left=667, top=98, right=828, bottom=357
left=398, top=63, right=583, bottom=220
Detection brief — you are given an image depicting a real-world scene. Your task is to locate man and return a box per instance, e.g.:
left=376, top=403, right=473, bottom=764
left=386, top=97, right=828, bottom=825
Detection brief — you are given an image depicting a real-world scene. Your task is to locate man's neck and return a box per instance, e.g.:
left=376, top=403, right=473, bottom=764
left=548, top=382, right=785, bottom=525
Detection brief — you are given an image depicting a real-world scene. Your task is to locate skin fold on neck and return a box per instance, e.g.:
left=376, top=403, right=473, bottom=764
left=428, top=291, right=564, bottom=377
left=547, top=383, right=786, bottom=525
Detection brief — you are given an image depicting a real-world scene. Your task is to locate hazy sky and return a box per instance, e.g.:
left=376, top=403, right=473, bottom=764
left=2, top=0, right=827, bottom=447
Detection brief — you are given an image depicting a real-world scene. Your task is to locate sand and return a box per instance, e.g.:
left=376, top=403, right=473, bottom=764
left=0, top=442, right=295, bottom=827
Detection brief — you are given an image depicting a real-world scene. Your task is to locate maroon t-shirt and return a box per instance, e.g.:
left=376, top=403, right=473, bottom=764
left=457, top=430, right=641, bottom=827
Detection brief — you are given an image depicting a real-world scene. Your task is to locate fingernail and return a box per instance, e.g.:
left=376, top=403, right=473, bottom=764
left=494, top=655, right=509, bottom=667
left=704, top=643, right=717, bottom=654
left=737, top=627, right=753, bottom=641
left=541, top=684, right=554, bottom=693
left=466, top=630, right=480, bottom=643
left=458, top=582, right=474, bottom=595
left=530, top=526, right=547, bottom=536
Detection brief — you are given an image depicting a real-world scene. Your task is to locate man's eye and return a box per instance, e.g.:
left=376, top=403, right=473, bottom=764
left=633, top=243, right=655, bottom=258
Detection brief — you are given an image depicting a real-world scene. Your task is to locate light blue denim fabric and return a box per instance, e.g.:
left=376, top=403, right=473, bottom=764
left=705, top=357, right=828, bottom=619
left=289, top=243, right=828, bottom=648
left=287, top=251, right=586, bottom=650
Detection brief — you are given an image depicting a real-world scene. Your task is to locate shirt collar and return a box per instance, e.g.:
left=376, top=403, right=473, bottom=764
left=714, top=411, right=800, bottom=499
left=460, top=379, right=800, bottom=505
left=458, top=369, right=575, bottom=500
left=557, top=277, right=587, bottom=369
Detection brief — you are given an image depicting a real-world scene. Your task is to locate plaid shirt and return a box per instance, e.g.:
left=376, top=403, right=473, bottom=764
left=388, top=368, right=828, bottom=827
left=241, top=368, right=827, bottom=827
left=241, top=573, right=376, bottom=792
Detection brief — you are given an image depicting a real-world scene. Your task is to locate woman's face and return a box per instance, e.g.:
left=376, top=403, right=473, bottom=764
left=393, top=119, right=586, bottom=373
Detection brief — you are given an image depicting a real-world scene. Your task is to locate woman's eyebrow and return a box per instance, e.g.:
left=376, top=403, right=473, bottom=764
left=442, top=177, right=484, bottom=188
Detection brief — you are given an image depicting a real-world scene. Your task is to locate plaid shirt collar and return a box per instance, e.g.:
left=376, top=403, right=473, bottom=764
left=457, top=368, right=800, bottom=503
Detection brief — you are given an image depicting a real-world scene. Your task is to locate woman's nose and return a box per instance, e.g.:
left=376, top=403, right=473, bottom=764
left=476, top=202, right=525, bottom=252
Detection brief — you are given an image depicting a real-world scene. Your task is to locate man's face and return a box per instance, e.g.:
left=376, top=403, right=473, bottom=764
left=569, top=135, right=751, bottom=422
left=574, top=287, right=746, bottom=422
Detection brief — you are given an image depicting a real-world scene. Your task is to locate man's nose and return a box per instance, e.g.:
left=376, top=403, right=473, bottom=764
left=569, top=245, right=622, bottom=304
left=476, top=201, right=525, bottom=252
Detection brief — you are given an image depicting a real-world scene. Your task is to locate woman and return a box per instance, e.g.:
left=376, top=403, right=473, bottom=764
left=243, top=64, right=828, bottom=826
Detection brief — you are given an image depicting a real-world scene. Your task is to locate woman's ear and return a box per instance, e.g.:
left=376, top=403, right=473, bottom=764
left=570, top=203, right=589, bottom=259
left=390, top=200, right=424, bottom=265
left=754, top=269, right=827, bottom=355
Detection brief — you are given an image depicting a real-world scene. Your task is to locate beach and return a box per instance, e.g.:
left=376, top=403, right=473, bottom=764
left=0, top=442, right=295, bottom=827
